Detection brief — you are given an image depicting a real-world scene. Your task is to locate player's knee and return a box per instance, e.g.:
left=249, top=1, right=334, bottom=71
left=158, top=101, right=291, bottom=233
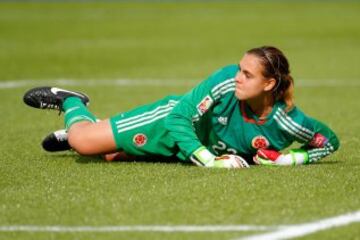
left=68, top=131, right=93, bottom=155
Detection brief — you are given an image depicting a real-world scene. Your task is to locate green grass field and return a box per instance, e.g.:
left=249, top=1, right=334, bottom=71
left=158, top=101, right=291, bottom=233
left=1, top=1, right=360, bottom=240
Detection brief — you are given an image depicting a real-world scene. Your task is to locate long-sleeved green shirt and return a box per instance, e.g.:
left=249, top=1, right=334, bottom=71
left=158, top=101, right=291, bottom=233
left=164, top=65, right=339, bottom=163
left=114, top=64, right=339, bottom=164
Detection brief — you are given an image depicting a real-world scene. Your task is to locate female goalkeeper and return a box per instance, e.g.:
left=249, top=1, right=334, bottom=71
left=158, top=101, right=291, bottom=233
left=23, top=46, right=340, bottom=168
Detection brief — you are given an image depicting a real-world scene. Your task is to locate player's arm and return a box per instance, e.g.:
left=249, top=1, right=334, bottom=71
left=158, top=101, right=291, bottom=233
left=299, top=117, right=339, bottom=164
left=255, top=110, right=340, bottom=166
left=164, top=65, right=237, bottom=167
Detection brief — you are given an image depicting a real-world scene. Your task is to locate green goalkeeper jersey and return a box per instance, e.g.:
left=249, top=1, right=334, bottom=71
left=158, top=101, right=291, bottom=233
left=112, top=65, right=339, bottom=164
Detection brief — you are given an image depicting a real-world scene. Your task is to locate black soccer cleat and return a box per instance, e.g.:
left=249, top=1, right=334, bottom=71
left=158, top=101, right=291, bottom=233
left=23, top=86, right=89, bottom=111
left=42, top=129, right=71, bottom=152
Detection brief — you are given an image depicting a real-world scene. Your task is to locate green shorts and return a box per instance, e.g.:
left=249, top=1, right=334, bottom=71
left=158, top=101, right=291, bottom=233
left=109, top=95, right=181, bottom=157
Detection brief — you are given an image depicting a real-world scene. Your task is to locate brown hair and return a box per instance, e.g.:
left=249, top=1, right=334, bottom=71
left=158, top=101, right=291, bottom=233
left=246, top=46, right=294, bottom=111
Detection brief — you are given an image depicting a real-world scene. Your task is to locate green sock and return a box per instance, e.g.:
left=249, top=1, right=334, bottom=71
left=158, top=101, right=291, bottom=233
left=63, top=97, right=97, bottom=130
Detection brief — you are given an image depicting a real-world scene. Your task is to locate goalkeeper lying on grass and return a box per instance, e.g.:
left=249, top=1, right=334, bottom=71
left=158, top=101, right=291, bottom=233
left=23, top=46, right=339, bottom=168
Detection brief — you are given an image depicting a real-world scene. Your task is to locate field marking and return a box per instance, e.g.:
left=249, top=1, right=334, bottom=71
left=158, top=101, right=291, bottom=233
left=0, top=225, right=277, bottom=232
left=0, top=210, right=359, bottom=239
left=0, top=79, right=193, bottom=89
left=0, top=78, right=359, bottom=89
left=237, top=210, right=360, bottom=240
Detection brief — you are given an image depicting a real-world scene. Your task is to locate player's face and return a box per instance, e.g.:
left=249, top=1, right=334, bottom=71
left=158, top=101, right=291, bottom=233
left=235, top=54, right=273, bottom=101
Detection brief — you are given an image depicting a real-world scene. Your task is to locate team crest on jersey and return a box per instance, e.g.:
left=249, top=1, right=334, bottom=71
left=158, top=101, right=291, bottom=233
left=197, top=95, right=213, bottom=115
left=133, top=133, right=147, bottom=147
left=251, top=135, right=270, bottom=149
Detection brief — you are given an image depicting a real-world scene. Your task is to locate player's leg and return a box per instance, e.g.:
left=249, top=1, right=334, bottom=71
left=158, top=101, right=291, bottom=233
left=23, top=86, right=117, bottom=156
left=66, top=119, right=117, bottom=155
left=23, top=86, right=176, bottom=158
left=66, top=94, right=180, bottom=158
left=41, top=121, right=118, bottom=156
left=53, top=94, right=118, bottom=155
left=41, top=128, right=132, bottom=161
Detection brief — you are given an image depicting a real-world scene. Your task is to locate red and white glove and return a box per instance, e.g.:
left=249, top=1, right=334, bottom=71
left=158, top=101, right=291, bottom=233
left=253, top=149, right=282, bottom=166
left=253, top=149, right=309, bottom=166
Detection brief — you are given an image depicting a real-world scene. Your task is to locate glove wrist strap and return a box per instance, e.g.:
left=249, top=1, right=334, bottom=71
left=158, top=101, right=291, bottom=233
left=190, top=146, right=216, bottom=167
left=289, top=149, right=309, bottom=165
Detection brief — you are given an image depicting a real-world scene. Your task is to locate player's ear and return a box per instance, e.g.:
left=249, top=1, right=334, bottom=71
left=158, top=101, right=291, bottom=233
left=264, top=77, right=276, bottom=92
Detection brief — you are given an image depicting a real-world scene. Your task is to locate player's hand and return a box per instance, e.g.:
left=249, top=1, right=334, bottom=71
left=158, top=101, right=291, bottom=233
left=213, top=154, right=250, bottom=169
left=254, top=149, right=309, bottom=166
left=253, top=149, right=282, bottom=166
left=103, top=151, right=135, bottom=162
left=190, top=147, right=249, bottom=168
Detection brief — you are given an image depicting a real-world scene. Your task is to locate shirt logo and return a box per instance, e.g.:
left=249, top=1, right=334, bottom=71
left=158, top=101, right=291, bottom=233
left=50, top=87, right=84, bottom=98
left=218, top=116, right=228, bottom=125
left=197, top=95, right=213, bottom=115
left=251, top=135, right=270, bottom=149
left=133, top=133, right=147, bottom=147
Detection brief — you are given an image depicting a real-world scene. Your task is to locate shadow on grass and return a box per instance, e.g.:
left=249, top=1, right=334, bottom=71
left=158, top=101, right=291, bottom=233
left=74, top=154, right=184, bottom=165
left=45, top=150, right=190, bottom=165
left=313, top=160, right=341, bottom=165
left=45, top=151, right=341, bottom=167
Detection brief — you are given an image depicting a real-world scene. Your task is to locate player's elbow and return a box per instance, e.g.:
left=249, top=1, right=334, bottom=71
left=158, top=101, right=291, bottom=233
left=164, top=112, right=192, bottom=132
left=330, top=134, right=340, bottom=153
left=164, top=114, right=176, bottom=132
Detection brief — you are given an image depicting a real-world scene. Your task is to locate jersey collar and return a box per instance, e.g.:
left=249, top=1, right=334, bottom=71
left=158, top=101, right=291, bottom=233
left=240, top=101, right=282, bottom=125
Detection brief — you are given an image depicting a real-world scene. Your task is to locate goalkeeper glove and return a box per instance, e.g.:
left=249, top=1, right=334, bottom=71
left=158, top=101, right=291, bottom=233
left=213, top=155, right=250, bottom=168
left=253, top=148, right=309, bottom=166
left=190, top=146, right=216, bottom=167
left=190, top=146, right=249, bottom=168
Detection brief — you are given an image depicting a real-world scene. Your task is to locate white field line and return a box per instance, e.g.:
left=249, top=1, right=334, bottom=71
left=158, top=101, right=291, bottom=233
left=0, top=225, right=277, bottom=232
left=0, top=79, right=359, bottom=89
left=0, top=79, right=193, bottom=89
left=0, top=210, right=359, bottom=238
left=238, top=210, right=360, bottom=240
